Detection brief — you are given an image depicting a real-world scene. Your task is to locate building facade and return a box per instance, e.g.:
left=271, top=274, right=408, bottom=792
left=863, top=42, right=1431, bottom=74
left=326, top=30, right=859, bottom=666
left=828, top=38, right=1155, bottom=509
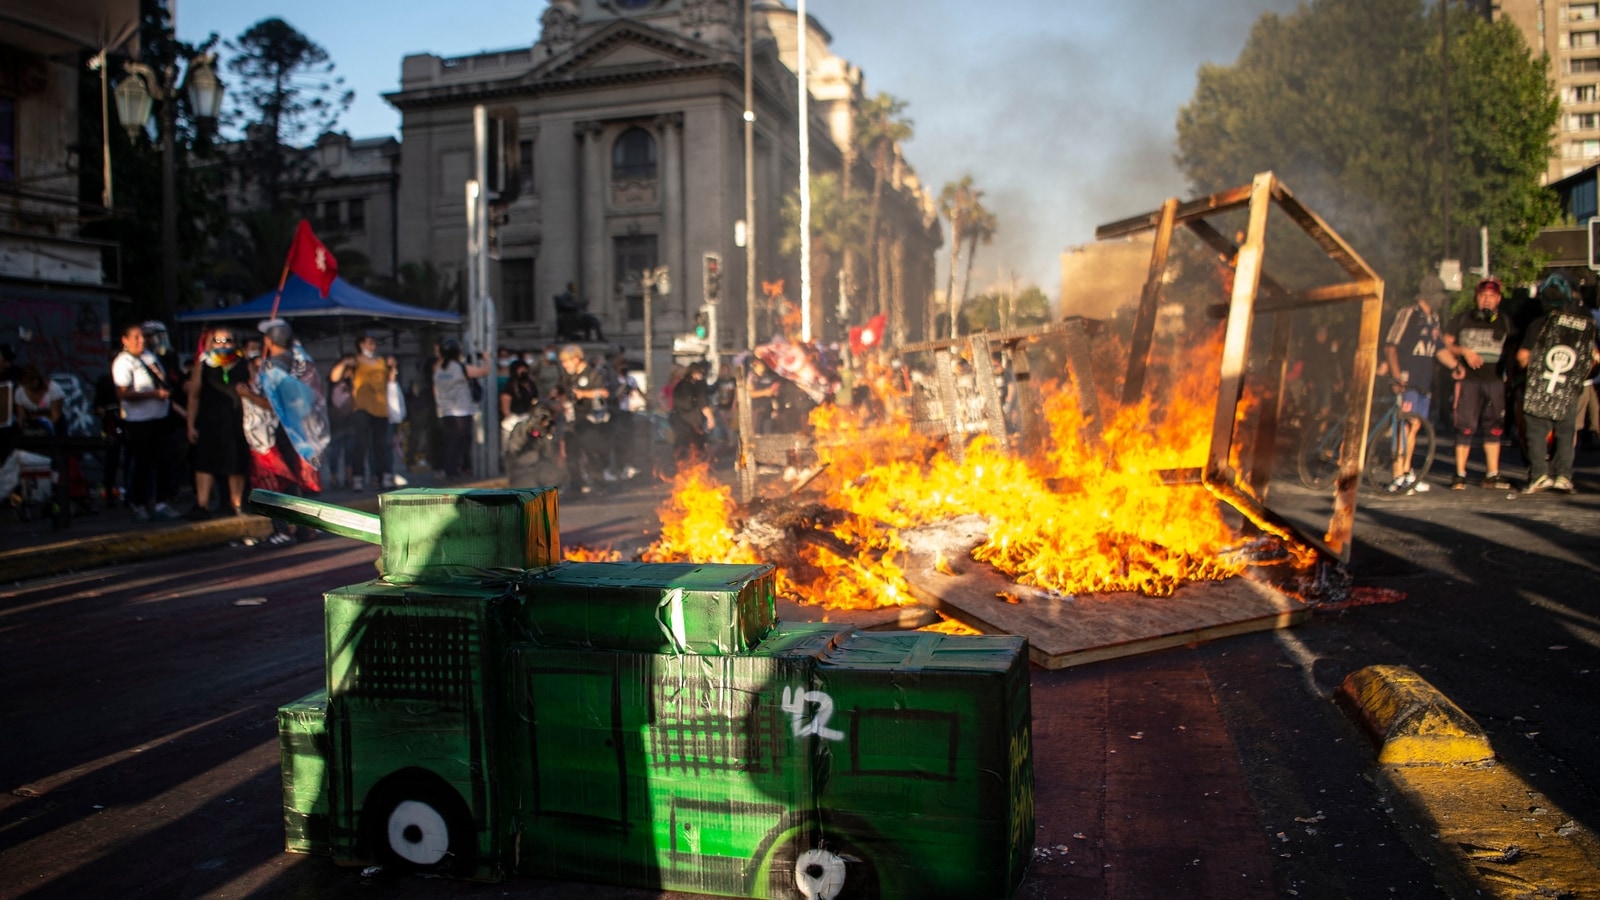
left=0, top=0, right=137, bottom=405
left=1497, top=0, right=1600, bottom=181
left=384, top=0, right=939, bottom=368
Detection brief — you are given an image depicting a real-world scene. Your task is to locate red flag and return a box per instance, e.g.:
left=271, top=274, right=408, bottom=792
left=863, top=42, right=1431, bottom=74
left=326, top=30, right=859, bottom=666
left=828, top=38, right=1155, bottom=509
left=286, top=219, right=337, bottom=297
left=849, top=313, right=888, bottom=356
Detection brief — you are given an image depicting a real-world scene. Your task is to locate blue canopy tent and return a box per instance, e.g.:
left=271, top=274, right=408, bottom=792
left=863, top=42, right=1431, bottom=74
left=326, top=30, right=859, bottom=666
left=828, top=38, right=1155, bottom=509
left=176, top=275, right=461, bottom=325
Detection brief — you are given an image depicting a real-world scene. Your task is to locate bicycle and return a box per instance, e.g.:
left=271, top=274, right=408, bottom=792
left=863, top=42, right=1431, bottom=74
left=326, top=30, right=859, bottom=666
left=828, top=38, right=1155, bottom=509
left=1296, top=390, right=1436, bottom=491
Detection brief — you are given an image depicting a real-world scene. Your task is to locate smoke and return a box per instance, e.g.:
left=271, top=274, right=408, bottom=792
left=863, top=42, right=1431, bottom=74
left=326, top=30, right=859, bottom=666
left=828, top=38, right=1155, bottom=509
left=810, top=0, right=1302, bottom=301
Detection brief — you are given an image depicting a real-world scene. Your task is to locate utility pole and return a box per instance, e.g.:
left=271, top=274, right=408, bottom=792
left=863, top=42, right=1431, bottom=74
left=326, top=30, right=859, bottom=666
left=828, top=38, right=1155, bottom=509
left=798, top=0, right=811, bottom=343
left=469, top=104, right=498, bottom=478
left=744, top=0, right=757, bottom=350
left=1441, top=0, right=1452, bottom=262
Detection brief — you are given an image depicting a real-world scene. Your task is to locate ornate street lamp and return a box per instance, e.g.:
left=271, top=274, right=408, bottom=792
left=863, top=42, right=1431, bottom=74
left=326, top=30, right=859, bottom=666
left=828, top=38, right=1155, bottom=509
left=111, top=53, right=225, bottom=324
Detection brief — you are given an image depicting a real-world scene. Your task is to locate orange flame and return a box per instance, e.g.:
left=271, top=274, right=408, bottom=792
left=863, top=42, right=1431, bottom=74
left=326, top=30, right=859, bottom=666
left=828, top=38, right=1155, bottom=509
left=640, top=331, right=1301, bottom=611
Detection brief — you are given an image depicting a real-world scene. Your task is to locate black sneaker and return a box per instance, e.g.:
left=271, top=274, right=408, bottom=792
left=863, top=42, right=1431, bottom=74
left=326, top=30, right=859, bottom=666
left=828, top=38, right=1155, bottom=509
left=1482, top=473, right=1512, bottom=490
left=183, top=505, right=213, bottom=521
left=1450, top=474, right=1467, bottom=490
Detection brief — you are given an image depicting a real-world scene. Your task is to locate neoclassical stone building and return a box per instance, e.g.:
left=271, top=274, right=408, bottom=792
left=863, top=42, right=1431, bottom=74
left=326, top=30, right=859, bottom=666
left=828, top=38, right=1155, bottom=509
left=384, top=0, right=940, bottom=364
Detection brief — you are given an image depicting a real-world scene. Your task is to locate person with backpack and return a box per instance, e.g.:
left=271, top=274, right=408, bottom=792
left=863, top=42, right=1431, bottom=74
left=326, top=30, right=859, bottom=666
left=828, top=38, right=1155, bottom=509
left=432, top=337, right=489, bottom=479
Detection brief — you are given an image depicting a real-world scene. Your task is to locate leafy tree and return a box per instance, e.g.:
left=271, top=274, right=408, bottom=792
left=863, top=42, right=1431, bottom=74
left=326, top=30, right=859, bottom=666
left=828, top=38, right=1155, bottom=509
left=223, top=17, right=352, bottom=209
left=855, top=92, right=913, bottom=313
left=962, top=285, right=1051, bottom=334
left=1175, top=0, right=1558, bottom=297
left=780, top=172, right=869, bottom=336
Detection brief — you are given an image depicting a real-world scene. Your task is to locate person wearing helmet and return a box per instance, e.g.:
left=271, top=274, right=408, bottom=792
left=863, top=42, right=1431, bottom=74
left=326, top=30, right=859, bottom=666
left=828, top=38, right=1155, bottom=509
left=1438, top=278, right=1513, bottom=490
left=1515, top=274, right=1599, bottom=493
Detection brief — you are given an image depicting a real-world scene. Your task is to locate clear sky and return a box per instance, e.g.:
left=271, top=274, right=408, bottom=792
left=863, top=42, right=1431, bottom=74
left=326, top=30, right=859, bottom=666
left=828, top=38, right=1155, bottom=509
left=178, top=0, right=1301, bottom=300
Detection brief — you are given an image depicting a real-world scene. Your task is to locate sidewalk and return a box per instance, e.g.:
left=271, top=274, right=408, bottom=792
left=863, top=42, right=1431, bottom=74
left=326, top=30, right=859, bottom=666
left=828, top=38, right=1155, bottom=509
left=0, top=468, right=674, bottom=583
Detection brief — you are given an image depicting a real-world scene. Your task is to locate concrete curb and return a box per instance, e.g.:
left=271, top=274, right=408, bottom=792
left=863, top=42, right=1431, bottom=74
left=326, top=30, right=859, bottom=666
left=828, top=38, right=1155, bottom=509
left=1337, top=664, right=1600, bottom=898
left=0, top=478, right=511, bottom=583
left=1336, top=664, right=1493, bottom=765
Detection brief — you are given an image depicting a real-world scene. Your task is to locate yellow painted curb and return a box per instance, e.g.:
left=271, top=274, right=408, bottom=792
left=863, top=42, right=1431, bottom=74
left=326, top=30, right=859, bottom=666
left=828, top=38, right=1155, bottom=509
left=1336, top=664, right=1494, bottom=765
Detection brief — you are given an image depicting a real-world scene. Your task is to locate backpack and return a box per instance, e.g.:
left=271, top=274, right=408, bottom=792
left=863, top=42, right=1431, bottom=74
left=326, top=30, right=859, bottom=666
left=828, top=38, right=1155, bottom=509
left=462, top=361, right=484, bottom=403
left=330, top=378, right=354, bottom=415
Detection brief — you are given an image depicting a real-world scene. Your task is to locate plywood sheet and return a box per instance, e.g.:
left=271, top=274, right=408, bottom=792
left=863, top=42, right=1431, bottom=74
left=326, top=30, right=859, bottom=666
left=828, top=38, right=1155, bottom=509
left=900, top=518, right=1307, bottom=669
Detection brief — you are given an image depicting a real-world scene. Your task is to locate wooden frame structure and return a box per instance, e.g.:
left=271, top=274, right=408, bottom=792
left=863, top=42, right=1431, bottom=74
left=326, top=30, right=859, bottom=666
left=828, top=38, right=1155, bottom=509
left=734, top=320, right=1101, bottom=502
left=1094, top=172, right=1384, bottom=560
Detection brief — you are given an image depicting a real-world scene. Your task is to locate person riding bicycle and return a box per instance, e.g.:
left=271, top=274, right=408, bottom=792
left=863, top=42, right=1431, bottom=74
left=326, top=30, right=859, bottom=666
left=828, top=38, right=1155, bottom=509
left=1438, top=278, right=1513, bottom=490
left=1380, top=276, right=1445, bottom=494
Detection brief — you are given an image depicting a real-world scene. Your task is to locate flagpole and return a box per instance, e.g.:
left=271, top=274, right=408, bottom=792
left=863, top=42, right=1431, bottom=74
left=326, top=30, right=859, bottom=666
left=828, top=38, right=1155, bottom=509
left=267, top=258, right=292, bottom=321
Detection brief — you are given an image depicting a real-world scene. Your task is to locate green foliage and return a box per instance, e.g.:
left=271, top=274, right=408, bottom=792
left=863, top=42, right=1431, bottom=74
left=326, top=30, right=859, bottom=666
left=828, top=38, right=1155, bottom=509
left=779, top=172, right=869, bottom=257
left=224, top=17, right=353, bottom=208
left=1175, top=0, right=1558, bottom=300
left=961, top=285, right=1051, bottom=334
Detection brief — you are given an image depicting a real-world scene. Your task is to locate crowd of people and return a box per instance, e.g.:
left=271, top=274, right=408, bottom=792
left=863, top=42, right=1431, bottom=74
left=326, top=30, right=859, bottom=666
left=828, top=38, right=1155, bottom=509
left=1307, top=272, right=1600, bottom=496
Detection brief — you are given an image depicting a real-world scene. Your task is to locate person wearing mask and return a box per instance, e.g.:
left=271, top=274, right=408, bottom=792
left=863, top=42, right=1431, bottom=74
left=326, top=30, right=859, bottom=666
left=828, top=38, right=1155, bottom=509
left=1380, top=277, right=1444, bottom=495
left=1517, top=275, right=1600, bottom=494
left=1438, top=278, right=1513, bottom=490
left=670, top=360, right=714, bottom=467
left=556, top=344, right=609, bottom=493
left=432, top=338, right=489, bottom=479
left=329, top=332, right=394, bottom=490
left=245, top=318, right=328, bottom=544
left=183, top=327, right=251, bottom=518
left=112, top=323, right=181, bottom=520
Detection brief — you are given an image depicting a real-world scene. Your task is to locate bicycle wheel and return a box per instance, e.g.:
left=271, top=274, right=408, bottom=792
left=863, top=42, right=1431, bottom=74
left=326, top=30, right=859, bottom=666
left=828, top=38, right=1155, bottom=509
left=1296, top=416, right=1344, bottom=489
left=1365, top=412, right=1436, bottom=490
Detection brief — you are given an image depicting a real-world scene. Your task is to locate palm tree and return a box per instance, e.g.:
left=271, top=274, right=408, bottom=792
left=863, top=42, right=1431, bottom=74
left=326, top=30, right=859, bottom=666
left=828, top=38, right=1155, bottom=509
left=855, top=93, right=913, bottom=315
left=960, top=205, right=997, bottom=315
left=781, top=172, right=868, bottom=340
left=938, top=175, right=993, bottom=339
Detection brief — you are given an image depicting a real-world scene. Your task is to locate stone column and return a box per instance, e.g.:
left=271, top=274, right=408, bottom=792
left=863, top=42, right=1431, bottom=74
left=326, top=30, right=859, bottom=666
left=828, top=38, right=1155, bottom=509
left=655, top=112, right=684, bottom=327
left=577, top=120, right=607, bottom=332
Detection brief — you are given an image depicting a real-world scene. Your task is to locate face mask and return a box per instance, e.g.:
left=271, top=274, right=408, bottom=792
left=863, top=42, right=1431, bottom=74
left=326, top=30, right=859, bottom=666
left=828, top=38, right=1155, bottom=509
left=246, top=349, right=261, bottom=360
left=545, top=351, right=558, bottom=362
left=361, top=348, right=377, bottom=359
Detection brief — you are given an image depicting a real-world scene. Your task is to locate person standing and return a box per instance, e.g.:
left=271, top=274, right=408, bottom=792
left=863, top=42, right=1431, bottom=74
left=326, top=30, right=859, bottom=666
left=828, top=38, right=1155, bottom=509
left=1439, top=278, right=1513, bottom=490
left=183, top=327, right=251, bottom=518
left=432, top=338, right=489, bottom=479
left=670, top=361, right=714, bottom=467
left=1380, top=277, right=1444, bottom=495
left=112, top=323, right=181, bottom=520
left=1517, top=275, right=1600, bottom=494
left=329, top=332, right=393, bottom=490
left=556, top=343, right=610, bottom=493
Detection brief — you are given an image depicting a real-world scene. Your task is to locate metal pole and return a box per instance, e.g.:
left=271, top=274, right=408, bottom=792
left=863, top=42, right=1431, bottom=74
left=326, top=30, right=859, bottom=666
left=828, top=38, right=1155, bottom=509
left=744, top=0, right=757, bottom=350
left=1441, top=0, right=1451, bottom=261
left=797, top=0, right=811, bottom=343
left=161, top=82, right=178, bottom=323
left=643, top=276, right=654, bottom=412
left=470, top=104, right=498, bottom=477
left=1480, top=225, right=1490, bottom=279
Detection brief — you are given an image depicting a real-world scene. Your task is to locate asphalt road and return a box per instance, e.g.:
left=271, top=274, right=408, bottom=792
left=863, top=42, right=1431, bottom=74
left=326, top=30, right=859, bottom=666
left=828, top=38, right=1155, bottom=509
left=2, top=453, right=1598, bottom=899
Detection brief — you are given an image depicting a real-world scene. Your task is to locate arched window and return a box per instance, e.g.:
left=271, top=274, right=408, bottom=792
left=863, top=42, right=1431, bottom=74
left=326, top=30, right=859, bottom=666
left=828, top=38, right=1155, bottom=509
left=612, top=127, right=657, bottom=181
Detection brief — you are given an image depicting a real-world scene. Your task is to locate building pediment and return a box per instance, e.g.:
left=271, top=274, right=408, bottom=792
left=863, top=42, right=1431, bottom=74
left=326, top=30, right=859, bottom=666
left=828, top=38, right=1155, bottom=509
left=532, top=19, right=718, bottom=81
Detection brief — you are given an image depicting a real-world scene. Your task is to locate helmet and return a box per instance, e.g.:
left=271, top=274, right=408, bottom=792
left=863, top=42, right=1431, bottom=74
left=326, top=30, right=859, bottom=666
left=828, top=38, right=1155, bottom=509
left=1474, top=278, right=1503, bottom=297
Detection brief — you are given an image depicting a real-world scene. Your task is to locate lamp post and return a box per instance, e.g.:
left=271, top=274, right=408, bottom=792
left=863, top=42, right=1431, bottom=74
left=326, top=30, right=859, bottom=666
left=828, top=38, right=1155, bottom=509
left=640, top=265, right=670, bottom=414
left=112, top=52, right=225, bottom=325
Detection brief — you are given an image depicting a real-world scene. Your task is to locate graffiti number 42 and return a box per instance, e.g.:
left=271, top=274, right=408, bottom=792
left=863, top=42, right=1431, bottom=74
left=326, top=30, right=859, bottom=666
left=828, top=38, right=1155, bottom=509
left=782, top=687, right=844, bottom=741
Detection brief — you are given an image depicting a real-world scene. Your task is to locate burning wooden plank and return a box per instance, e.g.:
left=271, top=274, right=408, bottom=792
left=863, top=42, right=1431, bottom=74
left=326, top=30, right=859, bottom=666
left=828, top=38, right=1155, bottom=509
left=899, top=516, right=1308, bottom=669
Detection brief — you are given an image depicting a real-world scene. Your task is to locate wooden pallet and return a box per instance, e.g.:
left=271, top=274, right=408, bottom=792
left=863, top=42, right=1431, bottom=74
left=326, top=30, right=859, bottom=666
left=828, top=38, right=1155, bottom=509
left=899, top=517, right=1308, bottom=669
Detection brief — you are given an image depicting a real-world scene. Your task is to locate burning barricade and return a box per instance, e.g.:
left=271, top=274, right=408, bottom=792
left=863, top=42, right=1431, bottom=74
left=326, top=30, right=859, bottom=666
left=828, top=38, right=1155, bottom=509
left=608, top=173, right=1383, bottom=667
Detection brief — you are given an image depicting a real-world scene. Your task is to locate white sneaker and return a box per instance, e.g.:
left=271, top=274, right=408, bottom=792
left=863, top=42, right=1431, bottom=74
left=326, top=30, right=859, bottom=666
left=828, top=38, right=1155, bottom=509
left=602, top=468, right=619, bottom=483
left=392, top=472, right=408, bottom=487
left=622, top=465, right=639, bottom=480
left=381, top=473, right=395, bottom=489
left=352, top=476, right=365, bottom=492
left=153, top=502, right=182, bottom=520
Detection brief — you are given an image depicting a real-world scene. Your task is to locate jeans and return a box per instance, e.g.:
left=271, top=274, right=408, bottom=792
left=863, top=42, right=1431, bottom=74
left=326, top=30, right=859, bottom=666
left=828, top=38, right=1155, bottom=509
left=123, top=418, right=174, bottom=508
left=1524, top=403, right=1580, bottom=482
left=353, top=410, right=390, bottom=479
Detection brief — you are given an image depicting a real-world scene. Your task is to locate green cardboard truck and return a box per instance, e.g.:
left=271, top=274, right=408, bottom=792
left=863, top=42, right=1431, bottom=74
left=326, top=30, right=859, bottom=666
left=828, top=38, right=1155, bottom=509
left=262, top=487, right=1034, bottom=900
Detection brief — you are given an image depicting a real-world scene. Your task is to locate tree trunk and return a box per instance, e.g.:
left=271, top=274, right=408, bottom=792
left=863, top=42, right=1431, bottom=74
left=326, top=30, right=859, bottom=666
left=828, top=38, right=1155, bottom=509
left=890, top=237, right=906, bottom=345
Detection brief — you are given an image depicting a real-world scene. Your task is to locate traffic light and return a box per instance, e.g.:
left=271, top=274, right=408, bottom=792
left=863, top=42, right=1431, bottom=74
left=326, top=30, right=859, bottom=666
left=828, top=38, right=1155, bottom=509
left=703, top=252, right=721, bottom=305
left=694, top=309, right=709, bottom=339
